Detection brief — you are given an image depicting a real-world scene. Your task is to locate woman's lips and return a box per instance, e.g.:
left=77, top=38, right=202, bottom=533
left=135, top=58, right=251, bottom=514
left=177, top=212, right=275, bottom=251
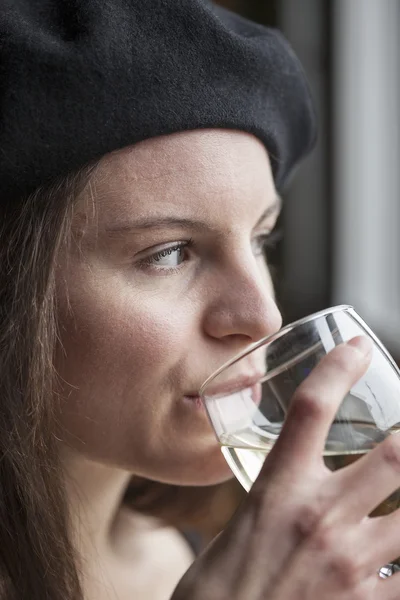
left=184, top=374, right=264, bottom=410
left=200, top=373, right=264, bottom=398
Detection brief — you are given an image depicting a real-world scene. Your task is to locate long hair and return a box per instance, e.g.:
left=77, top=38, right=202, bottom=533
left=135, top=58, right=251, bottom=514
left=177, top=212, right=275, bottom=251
left=0, top=170, right=92, bottom=599
left=0, top=167, right=240, bottom=599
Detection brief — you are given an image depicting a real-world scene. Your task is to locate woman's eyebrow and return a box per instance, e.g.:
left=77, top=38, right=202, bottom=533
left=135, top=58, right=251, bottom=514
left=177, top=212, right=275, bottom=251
left=105, top=216, right=210, bottom=235
left=104, top=196, right=281, bottom=237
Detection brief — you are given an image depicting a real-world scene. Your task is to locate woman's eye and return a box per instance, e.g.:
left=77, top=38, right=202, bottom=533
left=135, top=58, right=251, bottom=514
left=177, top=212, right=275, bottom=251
left=152, top=244, right=185, bottom=267
left=138, top=241, right=192, bottom=271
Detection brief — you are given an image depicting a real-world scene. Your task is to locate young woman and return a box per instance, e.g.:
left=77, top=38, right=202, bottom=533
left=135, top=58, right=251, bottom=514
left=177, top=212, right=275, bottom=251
left=1, top=1, right=400, bottom=599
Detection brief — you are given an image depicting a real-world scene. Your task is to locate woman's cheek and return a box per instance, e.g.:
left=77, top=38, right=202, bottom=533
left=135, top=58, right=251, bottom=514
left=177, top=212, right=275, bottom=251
left=57, top=259, right=198, bottom=387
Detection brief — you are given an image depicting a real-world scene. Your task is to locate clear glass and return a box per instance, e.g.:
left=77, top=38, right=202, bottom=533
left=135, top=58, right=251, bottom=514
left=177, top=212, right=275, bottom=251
left=200, top=305, right=400, bottom=577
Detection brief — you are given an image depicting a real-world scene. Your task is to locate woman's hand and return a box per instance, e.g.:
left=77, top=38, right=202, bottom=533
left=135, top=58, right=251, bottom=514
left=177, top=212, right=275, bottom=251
left=171, top=337, right=400, bottom=599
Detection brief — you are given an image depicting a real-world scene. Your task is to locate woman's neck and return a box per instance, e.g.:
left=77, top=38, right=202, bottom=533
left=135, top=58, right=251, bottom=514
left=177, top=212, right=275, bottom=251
left=59, top=445, right=132, bottom=557
left=58, top=447, right=195, bottom=600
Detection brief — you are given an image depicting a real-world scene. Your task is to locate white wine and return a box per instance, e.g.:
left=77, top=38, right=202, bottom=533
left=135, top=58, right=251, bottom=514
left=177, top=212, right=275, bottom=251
left=221, top=422, right=400, bottom=513
left=221, top=424, right=400, bottom=570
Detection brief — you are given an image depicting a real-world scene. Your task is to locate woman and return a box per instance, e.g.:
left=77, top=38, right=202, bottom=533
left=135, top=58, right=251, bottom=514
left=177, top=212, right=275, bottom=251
left=1, top=1, right=400, bottom=599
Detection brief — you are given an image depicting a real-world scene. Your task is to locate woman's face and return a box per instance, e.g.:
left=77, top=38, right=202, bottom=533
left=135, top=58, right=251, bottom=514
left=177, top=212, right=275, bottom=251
left=56, top=129, right=282, bottom=486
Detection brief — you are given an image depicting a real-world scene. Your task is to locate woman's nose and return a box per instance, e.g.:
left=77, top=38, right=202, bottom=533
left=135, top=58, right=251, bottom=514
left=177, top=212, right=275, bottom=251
left=202, top=261, right=282, bottom=344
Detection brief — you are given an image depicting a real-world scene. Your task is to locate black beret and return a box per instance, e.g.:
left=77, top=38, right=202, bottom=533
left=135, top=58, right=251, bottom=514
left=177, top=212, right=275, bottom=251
left=0, top=0, right=317, bottom=202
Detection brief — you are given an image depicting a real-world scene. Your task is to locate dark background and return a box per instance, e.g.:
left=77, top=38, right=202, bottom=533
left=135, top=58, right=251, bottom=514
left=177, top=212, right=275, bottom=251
left=216, top=0, right=333, bottom=325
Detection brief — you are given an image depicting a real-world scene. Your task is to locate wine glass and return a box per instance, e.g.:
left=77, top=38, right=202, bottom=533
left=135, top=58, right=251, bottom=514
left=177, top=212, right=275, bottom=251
left=199, top=305, right=400, bottom=577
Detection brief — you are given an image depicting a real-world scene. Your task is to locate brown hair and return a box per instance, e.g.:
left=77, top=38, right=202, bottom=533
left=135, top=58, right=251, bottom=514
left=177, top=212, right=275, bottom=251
left=0, top=172, right=90, bottom=599
left=0, top=167, right=238, bottom=599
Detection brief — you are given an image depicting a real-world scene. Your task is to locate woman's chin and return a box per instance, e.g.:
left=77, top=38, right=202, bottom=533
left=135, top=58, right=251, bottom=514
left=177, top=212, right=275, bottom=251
left=169, top=445, right=235, bottom=487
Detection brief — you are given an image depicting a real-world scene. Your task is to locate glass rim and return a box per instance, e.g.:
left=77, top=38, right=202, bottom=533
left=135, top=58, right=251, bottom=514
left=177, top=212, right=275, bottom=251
left=199, top=304, right=354, bottom=396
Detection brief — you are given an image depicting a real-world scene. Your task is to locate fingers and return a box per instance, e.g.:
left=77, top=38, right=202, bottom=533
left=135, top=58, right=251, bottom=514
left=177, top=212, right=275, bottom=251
left=334, top=433, right=400, bottom=522
left=257, top=336, right=373, bottom=478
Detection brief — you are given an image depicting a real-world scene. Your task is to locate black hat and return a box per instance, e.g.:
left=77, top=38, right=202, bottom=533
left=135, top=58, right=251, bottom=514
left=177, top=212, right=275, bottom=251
left=0, top=0, right=317, bottom=203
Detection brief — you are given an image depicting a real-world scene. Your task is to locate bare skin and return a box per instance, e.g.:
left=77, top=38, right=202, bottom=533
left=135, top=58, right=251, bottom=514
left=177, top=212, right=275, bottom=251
left=62, top=456, right=194, bottom=600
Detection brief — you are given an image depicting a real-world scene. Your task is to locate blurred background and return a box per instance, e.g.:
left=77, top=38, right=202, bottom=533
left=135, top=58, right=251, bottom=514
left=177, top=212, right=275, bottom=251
left=188, top=0, right=400, bottom=547
left=217, top=0, right=400, bottom=364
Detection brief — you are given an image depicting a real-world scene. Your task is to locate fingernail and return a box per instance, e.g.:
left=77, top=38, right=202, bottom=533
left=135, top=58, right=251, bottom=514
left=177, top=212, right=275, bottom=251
left=347, top=336, right=373, bottom=357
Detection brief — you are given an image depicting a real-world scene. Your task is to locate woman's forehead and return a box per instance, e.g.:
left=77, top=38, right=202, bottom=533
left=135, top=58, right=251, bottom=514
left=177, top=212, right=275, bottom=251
left=75, top=129, right=276, bottom=228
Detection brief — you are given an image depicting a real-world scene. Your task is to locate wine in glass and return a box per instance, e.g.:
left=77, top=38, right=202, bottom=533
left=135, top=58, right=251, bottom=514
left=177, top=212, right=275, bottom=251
left=200, top=305, right=400, bottom=577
